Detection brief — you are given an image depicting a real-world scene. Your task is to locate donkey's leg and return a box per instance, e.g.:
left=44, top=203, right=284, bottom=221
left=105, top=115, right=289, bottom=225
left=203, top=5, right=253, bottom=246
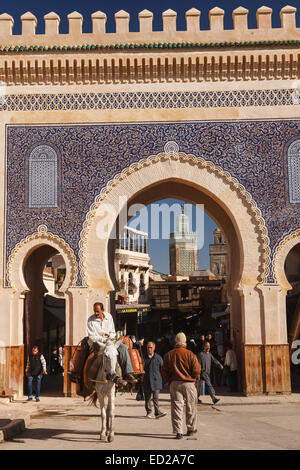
left=99, top=392, right=107, bottom=441
left=107, top=386, right=116, bottom=442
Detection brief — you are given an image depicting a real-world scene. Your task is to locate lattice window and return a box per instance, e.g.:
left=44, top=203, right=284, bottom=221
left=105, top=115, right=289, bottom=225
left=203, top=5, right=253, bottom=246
left=288, top=140, right=300, bottom=204
left=179, top=248, right=195, bottom=275
left=29, top=145, right=58, bottom=208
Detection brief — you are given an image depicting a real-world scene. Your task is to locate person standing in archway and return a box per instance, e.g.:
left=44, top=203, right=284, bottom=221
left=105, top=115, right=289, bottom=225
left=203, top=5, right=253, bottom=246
left=224, top=342, right=238, bottom=392
left=25, top=346, right=47, bottom=402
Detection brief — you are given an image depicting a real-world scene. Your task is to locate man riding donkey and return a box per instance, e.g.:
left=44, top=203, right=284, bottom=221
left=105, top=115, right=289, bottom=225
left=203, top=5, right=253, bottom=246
left=86, top=302, right=141, bottom=388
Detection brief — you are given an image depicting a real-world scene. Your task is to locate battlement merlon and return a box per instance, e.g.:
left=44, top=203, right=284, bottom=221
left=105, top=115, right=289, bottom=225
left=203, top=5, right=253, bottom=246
left=0, top=6, right=299, bottom=47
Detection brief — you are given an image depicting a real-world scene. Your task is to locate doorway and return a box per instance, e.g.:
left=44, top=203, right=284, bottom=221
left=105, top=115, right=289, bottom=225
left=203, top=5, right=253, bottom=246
left=285, top=243, right=300, bottom=392
left=23, top=246, right=66, bottom=396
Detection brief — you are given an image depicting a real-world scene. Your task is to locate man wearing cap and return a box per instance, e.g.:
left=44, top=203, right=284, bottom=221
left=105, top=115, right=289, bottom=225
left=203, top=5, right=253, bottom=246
left=161, top=332, right=201, bottom=440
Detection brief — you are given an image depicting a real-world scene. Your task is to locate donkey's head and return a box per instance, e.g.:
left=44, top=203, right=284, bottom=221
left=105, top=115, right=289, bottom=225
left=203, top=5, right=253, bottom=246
left=103, top=338, right=123, bottom=381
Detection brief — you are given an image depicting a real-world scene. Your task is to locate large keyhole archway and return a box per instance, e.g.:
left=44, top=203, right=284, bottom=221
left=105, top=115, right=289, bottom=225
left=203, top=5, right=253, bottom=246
left=108, top=184, right=238, bottom=342
left=80, top=152, right=281, bottom=395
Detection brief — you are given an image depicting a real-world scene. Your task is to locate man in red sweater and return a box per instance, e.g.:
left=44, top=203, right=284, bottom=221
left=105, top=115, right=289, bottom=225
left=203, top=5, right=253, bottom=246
left=161, top=332, right=201, bottom=440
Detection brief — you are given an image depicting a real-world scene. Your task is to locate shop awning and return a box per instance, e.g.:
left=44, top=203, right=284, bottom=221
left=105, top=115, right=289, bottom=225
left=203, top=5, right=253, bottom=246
left=115, top=304, right=151, bottom=314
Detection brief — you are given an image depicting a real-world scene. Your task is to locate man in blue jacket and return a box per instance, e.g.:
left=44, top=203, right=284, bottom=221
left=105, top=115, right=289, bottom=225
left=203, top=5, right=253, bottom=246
left=143, top=341, right=167, bottom=419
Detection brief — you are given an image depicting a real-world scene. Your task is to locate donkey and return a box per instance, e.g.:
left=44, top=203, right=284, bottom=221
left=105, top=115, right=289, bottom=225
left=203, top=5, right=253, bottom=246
left=89, top=338, right=123, bottom=442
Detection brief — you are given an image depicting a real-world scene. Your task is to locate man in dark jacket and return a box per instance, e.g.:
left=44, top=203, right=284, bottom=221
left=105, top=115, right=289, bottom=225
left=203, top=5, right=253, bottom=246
left=161, top=332, right=201, bottom=440
left=198, top=341, right=223, bottom=405
left=143, top=342, right=167, bottom=419
left=25, top=346, right=48, bottom=402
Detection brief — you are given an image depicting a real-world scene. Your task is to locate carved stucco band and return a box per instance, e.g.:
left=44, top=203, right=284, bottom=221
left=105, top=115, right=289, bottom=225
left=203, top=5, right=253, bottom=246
left=272, top=228, right=300, bottom=289
left=78, top=151, right=270, bottom=287
left=6, top=225, right=78, bottom=289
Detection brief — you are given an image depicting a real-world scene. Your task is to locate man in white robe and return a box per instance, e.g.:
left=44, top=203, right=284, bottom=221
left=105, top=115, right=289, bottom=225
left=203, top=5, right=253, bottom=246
left=87, top=302, right=137, bottom=384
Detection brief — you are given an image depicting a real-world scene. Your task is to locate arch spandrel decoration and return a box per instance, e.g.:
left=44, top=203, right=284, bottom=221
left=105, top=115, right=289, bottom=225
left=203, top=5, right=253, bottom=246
left=7, top=225, right=78, bottom=291
left=78, top=151, right=270, bottom=289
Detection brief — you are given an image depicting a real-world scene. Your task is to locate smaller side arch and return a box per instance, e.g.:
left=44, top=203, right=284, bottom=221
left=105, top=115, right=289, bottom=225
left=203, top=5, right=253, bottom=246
left=6, top=225, right=78, bottom=292
left=273, top=228, right=300, bottom=290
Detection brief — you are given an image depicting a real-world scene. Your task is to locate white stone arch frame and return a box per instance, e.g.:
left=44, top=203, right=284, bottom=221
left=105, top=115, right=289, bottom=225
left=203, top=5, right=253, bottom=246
left=7, top=225, right=78, bottom=292
left=273, top=229, right=300, bottom=290
left=78, top=151, right=270, bottom=291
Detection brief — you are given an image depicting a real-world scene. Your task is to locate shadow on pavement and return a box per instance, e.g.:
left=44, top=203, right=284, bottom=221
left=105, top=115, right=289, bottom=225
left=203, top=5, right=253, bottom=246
left=6, top=427, right=103, bottom=443
left=6, top=426, right=175, bottom=443
left=115, top=432, right=174, bottom=439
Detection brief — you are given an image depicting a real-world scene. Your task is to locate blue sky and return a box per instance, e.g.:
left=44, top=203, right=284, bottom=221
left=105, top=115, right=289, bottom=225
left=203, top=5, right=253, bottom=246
left=3, top=0, right=298, bottom=272
left=1, top=0, right=298, bottom=33
left=127, top=199, right=217, bottom=274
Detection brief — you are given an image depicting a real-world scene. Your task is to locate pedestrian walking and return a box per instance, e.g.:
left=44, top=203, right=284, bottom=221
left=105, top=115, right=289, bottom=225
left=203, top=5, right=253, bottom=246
left=161, top=332, right=201, bottom=440
left=224, top=342, right=238, bottom=392
left=143, top=342, right=167, bottom=419
left=25, top=346, right=47, bottom=402
left=198, top=341, right=223, bottom=405
left=136, top=338, right=145, bottom=401
left=156, top=336, right=172, bottom=357
left=196, top=334, right=206, bottom=354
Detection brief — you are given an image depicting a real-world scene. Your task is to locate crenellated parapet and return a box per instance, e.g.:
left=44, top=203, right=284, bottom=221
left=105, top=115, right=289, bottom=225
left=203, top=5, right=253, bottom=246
left=0, top=6, right=299, bottom=47
left=0, top=6, right=299, bottom=86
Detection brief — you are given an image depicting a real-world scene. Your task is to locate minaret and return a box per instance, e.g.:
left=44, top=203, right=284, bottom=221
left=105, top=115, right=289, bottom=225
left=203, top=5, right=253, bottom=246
left=169, top=206, right=198, bottom=276
left=209, top=227, right=228, bottom=281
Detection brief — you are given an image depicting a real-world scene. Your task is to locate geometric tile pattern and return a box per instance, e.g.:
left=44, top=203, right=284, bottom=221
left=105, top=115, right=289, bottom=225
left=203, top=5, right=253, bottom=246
left=4, top=119, right=300, bottom=286
left=0, top=88, right=299, bottom=112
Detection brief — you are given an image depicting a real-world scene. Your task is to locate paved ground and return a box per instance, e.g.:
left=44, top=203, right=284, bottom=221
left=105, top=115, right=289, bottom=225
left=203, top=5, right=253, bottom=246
left=1, top=390, right=300, bottom=451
